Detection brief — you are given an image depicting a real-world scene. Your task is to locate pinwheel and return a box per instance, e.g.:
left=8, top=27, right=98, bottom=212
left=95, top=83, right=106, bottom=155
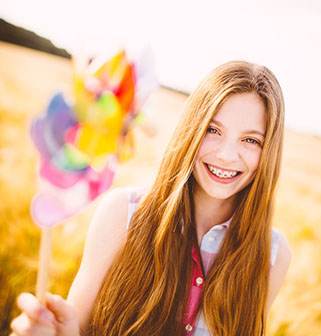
left=30, top=49, right=158, bottom=302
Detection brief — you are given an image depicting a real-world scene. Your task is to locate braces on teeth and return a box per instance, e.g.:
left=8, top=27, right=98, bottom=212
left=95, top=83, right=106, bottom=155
left=207, top=165, right=238, bottom=178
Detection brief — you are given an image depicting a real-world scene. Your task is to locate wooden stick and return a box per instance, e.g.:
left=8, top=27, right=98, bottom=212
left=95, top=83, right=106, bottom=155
left=36, top=228, right=52, bottom=305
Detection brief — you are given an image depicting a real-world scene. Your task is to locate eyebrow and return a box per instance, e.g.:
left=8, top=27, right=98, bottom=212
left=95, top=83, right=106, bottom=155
left=211, top=119, right=265, bottom=137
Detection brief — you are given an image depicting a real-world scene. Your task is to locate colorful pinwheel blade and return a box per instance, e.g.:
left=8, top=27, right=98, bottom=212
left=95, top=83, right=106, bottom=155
left=31, top=48, right=158, bottom=228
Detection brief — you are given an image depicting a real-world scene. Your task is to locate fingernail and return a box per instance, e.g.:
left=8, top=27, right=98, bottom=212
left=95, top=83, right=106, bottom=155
left=40, top=311, right=54, bottom=322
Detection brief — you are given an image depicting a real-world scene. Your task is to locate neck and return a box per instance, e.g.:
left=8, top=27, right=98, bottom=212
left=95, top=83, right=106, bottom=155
left=193, top=186, right=237, bottom=246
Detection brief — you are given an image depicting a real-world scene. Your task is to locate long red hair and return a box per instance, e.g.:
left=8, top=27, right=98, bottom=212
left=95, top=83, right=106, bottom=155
left=89, top=61, right=285, bottom=335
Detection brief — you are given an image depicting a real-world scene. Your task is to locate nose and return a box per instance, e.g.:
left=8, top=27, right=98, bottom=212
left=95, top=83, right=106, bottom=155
left=215, top=138, right=239, bottom=164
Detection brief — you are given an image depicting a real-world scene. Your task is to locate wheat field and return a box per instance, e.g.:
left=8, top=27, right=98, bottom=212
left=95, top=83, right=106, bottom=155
left=0, top=41, right=320, bottom=335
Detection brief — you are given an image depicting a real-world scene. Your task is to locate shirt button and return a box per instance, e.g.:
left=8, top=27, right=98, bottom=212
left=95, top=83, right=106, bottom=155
left=196, top=277, right=203, bottom=286
left=185, top=324, right=193, bottom=332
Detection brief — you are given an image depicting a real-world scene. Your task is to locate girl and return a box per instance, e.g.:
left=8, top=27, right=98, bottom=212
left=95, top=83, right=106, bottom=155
left=11, top=61, right=292, bottom=336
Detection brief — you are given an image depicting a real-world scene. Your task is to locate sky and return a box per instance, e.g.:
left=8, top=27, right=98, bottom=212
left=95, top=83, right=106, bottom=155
left=1, top=0, right=321, bottom=136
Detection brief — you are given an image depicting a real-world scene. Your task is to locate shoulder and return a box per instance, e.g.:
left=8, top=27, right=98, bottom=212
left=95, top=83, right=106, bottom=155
left=276, top=231, right=292, bottom=262
left=273, top=230, right=292, bottom=270
left=266, top=230, right=292, bottom=312
left=93, top=185, right=149, bottom=234
left=93, top=187, right=130, bottom=226
left=84, top=187, right=130, bottom=246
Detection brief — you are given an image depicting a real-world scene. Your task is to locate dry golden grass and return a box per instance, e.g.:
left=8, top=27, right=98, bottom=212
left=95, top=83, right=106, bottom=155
left=0, top=41, right=320, bottom=335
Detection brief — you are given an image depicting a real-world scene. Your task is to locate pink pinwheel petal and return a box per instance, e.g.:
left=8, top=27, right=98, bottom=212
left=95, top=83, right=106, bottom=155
left=40, top=158, right=84, bottom=189
left=31, top=194, right=74, bottom=228
left=88, top=167, right=115, bottom=200
left=65, top=124, right=80, bottom=145
left=86, top=155, right=117, bottom=201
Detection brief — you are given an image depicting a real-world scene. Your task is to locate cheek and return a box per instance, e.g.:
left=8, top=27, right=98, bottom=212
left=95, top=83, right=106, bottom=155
left=244, top=149, right=262, bottom=173
left=196, top=137, right=219, bottom=158
left=195, top=141, right=206, bottom=160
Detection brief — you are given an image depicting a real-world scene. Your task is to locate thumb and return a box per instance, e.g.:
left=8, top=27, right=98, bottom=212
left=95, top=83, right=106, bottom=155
left=45, top=293, right=77, bottom=323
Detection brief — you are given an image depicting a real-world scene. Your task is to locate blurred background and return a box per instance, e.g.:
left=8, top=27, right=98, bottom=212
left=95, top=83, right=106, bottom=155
left=0, top=1, right=321, bottom=335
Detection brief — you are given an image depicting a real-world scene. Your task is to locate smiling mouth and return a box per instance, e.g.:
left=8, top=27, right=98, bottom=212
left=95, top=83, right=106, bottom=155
left=205, top=163, right=243, bottom=179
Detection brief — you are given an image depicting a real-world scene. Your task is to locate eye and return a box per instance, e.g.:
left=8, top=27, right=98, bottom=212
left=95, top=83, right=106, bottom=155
left=244, top=138, right=260, bottom=145
left=207, top=127, right=219, bottom=134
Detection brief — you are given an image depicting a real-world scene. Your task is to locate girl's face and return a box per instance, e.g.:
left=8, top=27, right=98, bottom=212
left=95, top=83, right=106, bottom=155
left=193, top=92, right=266, bottom=202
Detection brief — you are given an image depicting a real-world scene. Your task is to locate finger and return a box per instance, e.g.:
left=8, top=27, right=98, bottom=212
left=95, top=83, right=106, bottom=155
left=45, top=292, right=77, bottom=323
left=10, top=313, right=55, bottom=336
left=10, top=313, right=32, bottom=335
left=17, top=293, right=55, bottom=323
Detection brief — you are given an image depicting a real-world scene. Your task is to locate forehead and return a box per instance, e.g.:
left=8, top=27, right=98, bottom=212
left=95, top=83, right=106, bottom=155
left=212, top=93, right=266, bottom=134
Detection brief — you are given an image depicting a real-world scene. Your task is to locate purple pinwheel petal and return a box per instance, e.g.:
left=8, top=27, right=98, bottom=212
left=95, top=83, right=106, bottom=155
left=49, top=93, right=77, bottom=147
left=31, top=93, right=78, bottom=159
left=30, top=119, right=52, bottom=159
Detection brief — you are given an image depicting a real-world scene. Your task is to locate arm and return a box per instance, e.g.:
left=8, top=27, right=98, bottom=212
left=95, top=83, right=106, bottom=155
left=266, top=231, right=292, bottom=313
left=10, top=188, right=129, bottom=336
left=67, top=187, right=129, bottom=335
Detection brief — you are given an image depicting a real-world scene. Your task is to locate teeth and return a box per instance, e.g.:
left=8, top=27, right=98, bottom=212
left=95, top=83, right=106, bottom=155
left=207, top=165, right=239, bottom=179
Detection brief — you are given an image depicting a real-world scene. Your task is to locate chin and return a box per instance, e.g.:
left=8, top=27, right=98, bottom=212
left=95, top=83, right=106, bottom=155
left=205, top=188, right=237, bottom=201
